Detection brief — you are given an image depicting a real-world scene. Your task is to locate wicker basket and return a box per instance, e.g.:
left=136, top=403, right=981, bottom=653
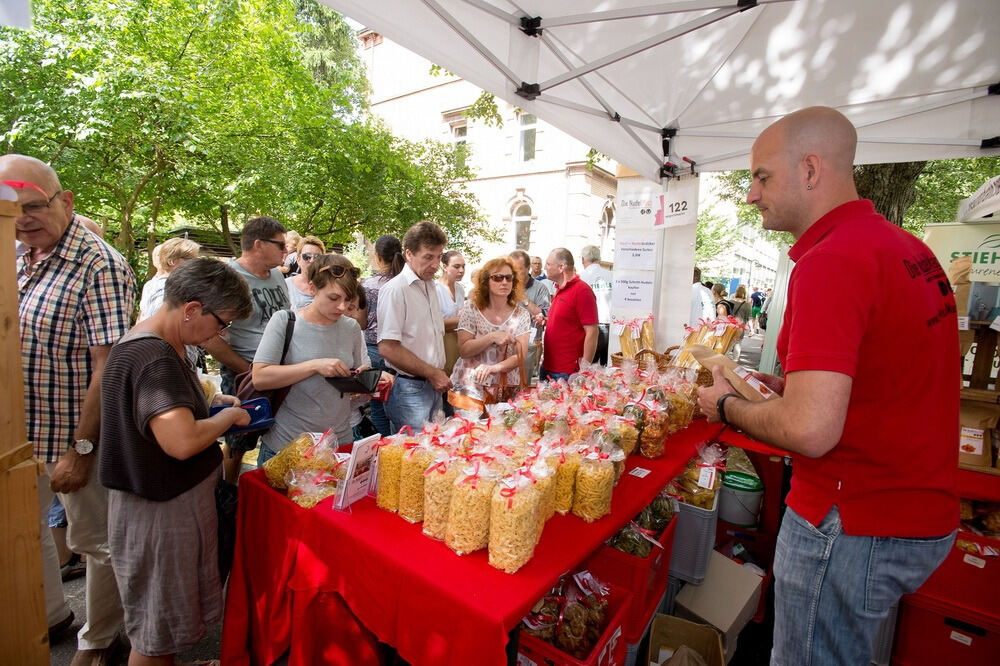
left=664, top=345, right=713, bottom=387
left=612, top=348, right=671, bottom=372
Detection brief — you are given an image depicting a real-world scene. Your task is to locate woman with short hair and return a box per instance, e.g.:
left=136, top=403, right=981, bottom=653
left=138, top=237, right=201, bottom=321
left=100, top=258, right=254, bottom=666
left=286, top=235, right=327, bottom=308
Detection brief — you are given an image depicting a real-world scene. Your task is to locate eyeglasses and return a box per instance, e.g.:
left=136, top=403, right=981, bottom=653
left=204, top=309, right=232, bottom=332
left=301, top=252, right=321, bottom=261
left=319, top=264, right=361, bottom=279
left=2, top=180, right=63, bottom=216
left=489, top=273, right=514, bottom=283
left=261, top=238, right=286, bottom=251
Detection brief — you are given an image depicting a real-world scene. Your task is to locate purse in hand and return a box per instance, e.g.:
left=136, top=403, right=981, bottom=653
left=448, top=341, right=527, bottom=415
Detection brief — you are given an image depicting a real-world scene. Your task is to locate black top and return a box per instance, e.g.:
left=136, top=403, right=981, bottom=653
left=99, top=334, right=220, bottom=501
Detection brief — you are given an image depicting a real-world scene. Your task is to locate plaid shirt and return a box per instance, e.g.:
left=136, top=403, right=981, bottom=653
left=18, top=218, right=136, bottom=462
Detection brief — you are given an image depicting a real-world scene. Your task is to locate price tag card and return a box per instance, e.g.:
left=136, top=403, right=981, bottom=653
left=697, top=466, right=716, bottom=489
left=958, top=316, right=970, bottom=331
left=629, top=467, right=651, bottom=479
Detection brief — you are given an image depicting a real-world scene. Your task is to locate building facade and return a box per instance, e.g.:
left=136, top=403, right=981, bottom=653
left=359, top=30, right=618, bottom=265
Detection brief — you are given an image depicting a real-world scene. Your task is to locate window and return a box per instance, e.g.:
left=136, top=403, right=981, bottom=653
left=518, top=113, right=537, bottom=162
left=513, top=204, right=532, bottom=250
left=453, top=124, right=468, bottom=168
left=599, top=201, right=615, bottom=258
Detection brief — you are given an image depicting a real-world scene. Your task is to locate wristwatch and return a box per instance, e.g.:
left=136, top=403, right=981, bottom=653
left=73, top=438, right=95, bottom=455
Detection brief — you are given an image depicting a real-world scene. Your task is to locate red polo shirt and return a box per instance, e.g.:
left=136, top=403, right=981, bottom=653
left=543, top=276, right=598, bottom=375
left=777, top=199, right=958, bottom=537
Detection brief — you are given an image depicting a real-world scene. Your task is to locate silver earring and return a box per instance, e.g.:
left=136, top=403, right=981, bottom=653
left=806, top=184, right=813, bottom=190
left=184, top=317, right=190, bottom=322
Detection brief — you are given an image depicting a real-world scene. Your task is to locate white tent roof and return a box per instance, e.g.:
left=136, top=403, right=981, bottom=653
left=322, top=0, right=1000, bottom=180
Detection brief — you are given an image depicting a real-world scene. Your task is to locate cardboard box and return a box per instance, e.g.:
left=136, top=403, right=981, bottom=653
left=674, top=551, right=763, bottom=663
left=686, top=345, right=776, bottom=402
left=959, top=400, right=1000, bottom=468
left=643, top=614, right=724, bottom=666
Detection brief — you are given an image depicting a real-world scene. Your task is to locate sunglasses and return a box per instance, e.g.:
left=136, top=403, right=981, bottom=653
left=489, top=273, right=514, bottom=283
left=261, top=238, right=286, bottom=251
left=319, top=264, right=361, bottom=279
left=301, top=252, right=321, bottom=261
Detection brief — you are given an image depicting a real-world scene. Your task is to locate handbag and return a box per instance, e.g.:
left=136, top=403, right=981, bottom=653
left=758, top=311, right=768, bottom=331
left=233, top=311, right=296, bottom=416
left=448, top=341, right=527, bottom=415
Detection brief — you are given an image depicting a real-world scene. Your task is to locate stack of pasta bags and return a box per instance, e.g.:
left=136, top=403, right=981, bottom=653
left=672, top=316, right=746, bottom=368
left=521, top=570, right=612, bottom=659
left=373, top=363, right=699, bottom=574
left=261, top=431, right=350, bottom=508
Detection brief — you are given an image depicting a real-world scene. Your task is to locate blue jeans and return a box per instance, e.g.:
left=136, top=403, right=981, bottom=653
left=384, top=376, right=442, bottom=434
left=366, top=344, right=392, bottom=437
left=257, top=442, right=278, bottom=467
left=539, top=367, right=571, bottom=383
left=771, top=505, right=955, bottom=666
left=47, top=496, right=67, bottom=528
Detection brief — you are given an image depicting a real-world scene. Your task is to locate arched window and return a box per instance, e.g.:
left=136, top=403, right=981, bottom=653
left=513, top=203, right=532, bottom=250
left=599, top=200, right=615, bottom=259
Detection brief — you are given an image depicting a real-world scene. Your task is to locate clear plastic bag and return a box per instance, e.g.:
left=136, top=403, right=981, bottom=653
left=398, top=440, right=434, bottom=523
left=374, top=435, right=406, bottom=512
left=263, top=430, right=340, bottom=490
left=572, top=450, right=617, bottom=522
left=422, top=453, right=460, bottom=540
left=445, top=462, right=497, bottom=555
left=639, top=400, right=671, bottom=459
left=488, top=471, right=540, bottom=573
left=285, top=468, right=342, bottom=509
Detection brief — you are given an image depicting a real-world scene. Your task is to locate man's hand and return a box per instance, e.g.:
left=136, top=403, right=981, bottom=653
left=311, top=358, right=351, bottom=377
left=751, top=371, right=785, bottom=395
left=50, top=448, right=92, bottom=493
left=429, top=368, right=453, bottom=392
left=696, top=366, right=739, bottom=422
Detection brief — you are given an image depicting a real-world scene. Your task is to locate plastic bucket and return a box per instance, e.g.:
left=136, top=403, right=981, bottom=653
left=719, top=472, right=763, bottom=527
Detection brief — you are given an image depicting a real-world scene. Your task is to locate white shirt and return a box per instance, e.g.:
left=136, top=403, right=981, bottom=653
left=436, top=281, right=466, bottom=319
left=690, top=282, right=715, bottom=325
left=377, top=263, right=446, bottom=372
left=581, top=263, right=614, bottom=324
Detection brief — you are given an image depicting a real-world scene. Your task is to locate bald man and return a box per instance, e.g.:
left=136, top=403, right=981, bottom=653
left=697, top=108, right=958, bottom=665
left=4, top=154, right=132, bottom=661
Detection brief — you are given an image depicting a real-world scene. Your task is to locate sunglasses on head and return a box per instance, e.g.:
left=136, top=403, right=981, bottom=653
left=489, top=273, right=514, bottom=283
left=319, top=264, right=361, bottom=279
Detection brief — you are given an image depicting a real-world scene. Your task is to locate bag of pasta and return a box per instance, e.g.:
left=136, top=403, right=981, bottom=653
left=639, top=400, right=671, bottom=459
left=422, top=452, right=461, bottom=540
left=527, top=457, right=556, bottom=543
left=263, top=430, right=340, bottom=490
left=556, top=571, right=610, bottom=659
left=489, top=470, right=540, bottom=573
left=605, top=415, right=639, bottom=457
left=572, top=449, right=616, bottom=523
left=398, top=439, right=434, bottom=523
left=285, top=469, right=342, bottom=509
left=522, top=583, right=562, bottom=642
left=445, top=462, right=497, bottom=555
left=374, top=434, right=406, bottom=512
left=668, top=442, right=727, bottom=509
left=551, top=447, right=582, bottom=515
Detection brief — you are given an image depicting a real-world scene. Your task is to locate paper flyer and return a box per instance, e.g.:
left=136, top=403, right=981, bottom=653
left=335, top=434, right=379, bottom=510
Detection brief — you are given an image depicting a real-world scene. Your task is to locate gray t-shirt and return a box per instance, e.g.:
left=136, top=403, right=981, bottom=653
left=226, top=259, right=289, bottom=361
left=254, top=309, right=370, bottom=450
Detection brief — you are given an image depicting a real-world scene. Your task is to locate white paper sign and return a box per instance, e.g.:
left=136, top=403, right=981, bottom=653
left=612, top=276, right=655, bottom=310
left=658, top=176, right=699, bottom=228
left=616, top=186, right=661, bottom=229
left=335, top=434, right=379, bottom=510
left=615, top=236, right=659, bottom=271
left=958, top=316, right=970, bottom=330
left=629, top=467, right=651, bottom=478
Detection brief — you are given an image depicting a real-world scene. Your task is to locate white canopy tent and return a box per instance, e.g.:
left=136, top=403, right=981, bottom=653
left=322, top=0, right=999, bottom=180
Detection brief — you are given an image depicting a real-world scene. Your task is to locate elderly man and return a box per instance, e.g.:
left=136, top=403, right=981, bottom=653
left=540, top=248, right=598, bottom=381
left=378, top=221, right=452, bottom=431
left=202, top=216, right=290, bottom=481
left=697, top=107, right=958, bottom=665
left=4, top=154, right=134, bottom=664
left=579, top=245, right=614, bottom=365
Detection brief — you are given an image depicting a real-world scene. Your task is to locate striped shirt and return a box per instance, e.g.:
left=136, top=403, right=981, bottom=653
left=18, top=217, right=136, bottom=462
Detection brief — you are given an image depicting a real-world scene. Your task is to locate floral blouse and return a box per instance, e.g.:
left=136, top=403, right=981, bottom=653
left=450, top=304, right=531, bottom=394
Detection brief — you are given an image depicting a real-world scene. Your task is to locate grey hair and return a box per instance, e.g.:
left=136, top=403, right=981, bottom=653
left=164, top=257, right=253, bottom=320
left=580, top=245, right=601, bottom=263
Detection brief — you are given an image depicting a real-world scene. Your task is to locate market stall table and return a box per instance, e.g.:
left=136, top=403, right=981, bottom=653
left=221, top=419, right=726, bottom=666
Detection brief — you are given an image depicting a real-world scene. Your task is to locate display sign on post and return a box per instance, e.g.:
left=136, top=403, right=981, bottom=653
left=615, top=236, right=659, bottom=271
left=612, top=275, right=655, bottom=311
left=334, top=434, right=379, bottom=510
left=616, top=185, right=662, bottom=229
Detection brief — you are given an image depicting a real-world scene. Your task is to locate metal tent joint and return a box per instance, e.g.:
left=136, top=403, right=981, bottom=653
left=983, top=137, right=1000, bottom=150
left=516, top=82, right=541, bottom=100
left=737, top=0, right=758, bottom=11
left=520, top=16, right=542, bottom=37
left=988, top=82, right=1000, bottom=96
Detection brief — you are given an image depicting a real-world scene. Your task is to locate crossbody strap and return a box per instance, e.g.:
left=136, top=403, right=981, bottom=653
left=279, top=311, right=296, bottom=364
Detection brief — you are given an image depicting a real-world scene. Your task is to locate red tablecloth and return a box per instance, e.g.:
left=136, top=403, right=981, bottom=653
left=715, top=426, right=788, bottom=458
left=221, top=419, right=725, bottom=666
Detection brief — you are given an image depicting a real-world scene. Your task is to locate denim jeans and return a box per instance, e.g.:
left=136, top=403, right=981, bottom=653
left=384, top=375, right=442, bottom=434
left=47, top=496, right=68, bottom=528
left=366, top=344, right=392, bottom=437
left=539, top=367, right=572, bottom=383
left=257, top=442, right=278, bottom=467
left=771, top=505, right=955, bottom=666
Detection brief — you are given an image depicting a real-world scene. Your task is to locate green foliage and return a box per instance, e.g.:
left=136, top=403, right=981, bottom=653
left=904, top=157, right=1000, bottom=235
left=694, top=204, right=739, bottom=268
left=1, top=0, right=487, bottom=274
left=465, top=90, right=503, bottom=128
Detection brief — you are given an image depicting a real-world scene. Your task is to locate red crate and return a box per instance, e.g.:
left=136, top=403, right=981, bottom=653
left=517, top=582, right=631, bottom=666
left=912, top=530, right=1000, bottom=622
left=583, top=515, right=677, bottom=642
left=892, top=593, right=1000, bottom=665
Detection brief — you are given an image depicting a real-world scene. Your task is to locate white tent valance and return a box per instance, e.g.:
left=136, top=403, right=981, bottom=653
left=323, top=0, right=1000, bottom=180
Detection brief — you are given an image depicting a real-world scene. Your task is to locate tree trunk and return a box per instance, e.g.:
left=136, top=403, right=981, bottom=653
left=854, top=162, right=927, bottom=226
left=220, top=205, right=238, bottom=256
left=145, top=193, right=162, bottom=280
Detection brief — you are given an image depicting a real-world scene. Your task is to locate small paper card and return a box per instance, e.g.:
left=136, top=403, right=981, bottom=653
left=990, top=316, right=1000, bottom=332
left=629, top=467, right=651, bottom=478
left=958, top=316, right=970, bottom=331
left=334, top=434, right=379, bottom=510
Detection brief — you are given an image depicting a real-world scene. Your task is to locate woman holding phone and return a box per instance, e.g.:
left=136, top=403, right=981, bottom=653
left=252, top=254, right=390, bottom=463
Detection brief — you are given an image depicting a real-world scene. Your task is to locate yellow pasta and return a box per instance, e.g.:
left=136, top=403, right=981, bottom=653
left=375, top=440, right=404, bottom=512
left=445, top=472, right=496, bottom=555
left=398, top=446, right=433, bottom=523
left=572, top=459, right=614, bottom=522
left=422, top=461, right=460, bottom=540
left=489, top=478, right=539, bottom=574
left=553, top=454, right=580, bottom=515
